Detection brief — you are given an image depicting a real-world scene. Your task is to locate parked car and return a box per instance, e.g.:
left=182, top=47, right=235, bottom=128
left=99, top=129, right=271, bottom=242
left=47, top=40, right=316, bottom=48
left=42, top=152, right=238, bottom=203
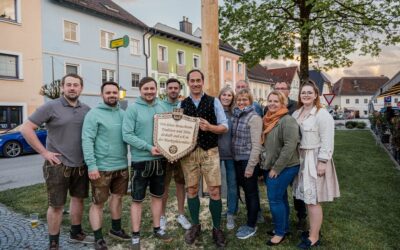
left=0, top=125, right=47, bottom=158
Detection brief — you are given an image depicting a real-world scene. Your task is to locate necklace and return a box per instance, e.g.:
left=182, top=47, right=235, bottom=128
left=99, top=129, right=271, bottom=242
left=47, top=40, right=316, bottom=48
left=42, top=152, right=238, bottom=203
left=298, top=106, right=313, bottom=122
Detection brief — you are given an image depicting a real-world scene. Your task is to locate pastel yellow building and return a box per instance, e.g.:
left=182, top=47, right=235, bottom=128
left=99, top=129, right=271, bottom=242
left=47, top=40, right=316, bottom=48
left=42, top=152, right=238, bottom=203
left=0, top=0, right=43, bottom=130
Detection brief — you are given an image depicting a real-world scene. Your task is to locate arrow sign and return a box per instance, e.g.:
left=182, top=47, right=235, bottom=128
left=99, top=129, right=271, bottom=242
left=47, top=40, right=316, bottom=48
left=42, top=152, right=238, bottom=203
left=323, top=94, right=335, bottom=105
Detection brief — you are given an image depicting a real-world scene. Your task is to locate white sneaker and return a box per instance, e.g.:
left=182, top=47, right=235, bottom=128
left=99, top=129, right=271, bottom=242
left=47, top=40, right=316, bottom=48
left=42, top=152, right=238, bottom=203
left=176, top=214, right=192, bottom=230
left=160, top=215, right=167, bottom=231
left=226, top=214, right=235, bottom=230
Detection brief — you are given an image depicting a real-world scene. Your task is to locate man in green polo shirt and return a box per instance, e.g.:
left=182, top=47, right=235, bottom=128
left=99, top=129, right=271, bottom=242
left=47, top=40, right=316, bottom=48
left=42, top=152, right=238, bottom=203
left=82, top=81, right=130, bottom=250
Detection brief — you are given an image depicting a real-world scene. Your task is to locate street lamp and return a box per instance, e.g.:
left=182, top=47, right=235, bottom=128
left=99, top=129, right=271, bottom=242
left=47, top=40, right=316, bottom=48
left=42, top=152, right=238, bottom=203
left=119, top=87, right=126, bottom=100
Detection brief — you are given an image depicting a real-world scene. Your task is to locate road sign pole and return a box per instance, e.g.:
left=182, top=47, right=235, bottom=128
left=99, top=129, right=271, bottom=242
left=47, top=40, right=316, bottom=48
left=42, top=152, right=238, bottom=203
left=116, top=47, right=120, bottom=84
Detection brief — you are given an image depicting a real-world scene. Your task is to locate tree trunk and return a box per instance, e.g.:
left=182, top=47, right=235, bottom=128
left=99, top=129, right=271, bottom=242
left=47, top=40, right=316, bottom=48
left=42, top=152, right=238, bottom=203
left=299, top=36, right=310, bottom=85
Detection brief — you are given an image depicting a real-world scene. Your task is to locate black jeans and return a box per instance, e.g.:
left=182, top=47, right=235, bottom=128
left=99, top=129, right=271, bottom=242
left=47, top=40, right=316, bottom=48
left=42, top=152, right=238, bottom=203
left=235, top=160, right=260, bottom=228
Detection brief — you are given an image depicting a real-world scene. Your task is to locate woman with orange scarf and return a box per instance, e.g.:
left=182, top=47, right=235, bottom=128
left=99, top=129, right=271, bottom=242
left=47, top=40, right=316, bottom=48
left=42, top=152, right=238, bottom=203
left=260, top=91, right=300, bottom=246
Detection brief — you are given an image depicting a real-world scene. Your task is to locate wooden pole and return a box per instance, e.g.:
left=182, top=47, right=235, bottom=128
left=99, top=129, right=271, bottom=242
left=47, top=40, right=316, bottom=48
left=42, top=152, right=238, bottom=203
left=201, top=0, right=220, bottom=97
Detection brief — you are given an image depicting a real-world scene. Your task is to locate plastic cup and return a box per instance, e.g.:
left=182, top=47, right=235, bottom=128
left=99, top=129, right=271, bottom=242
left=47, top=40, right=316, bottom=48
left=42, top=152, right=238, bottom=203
left=30, top=213, right=39, bottom=228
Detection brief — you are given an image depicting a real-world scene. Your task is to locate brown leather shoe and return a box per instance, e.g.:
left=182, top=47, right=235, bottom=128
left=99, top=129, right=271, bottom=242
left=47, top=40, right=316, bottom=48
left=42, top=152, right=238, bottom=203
left=212, top=228, right=226, bottom=248
left=185, top=224, right=201, bottom=245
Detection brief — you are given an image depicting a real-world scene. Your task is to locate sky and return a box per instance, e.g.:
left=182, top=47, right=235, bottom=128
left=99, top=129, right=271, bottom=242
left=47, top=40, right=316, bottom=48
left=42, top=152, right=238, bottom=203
left=114, top=0, right=400, bottom=83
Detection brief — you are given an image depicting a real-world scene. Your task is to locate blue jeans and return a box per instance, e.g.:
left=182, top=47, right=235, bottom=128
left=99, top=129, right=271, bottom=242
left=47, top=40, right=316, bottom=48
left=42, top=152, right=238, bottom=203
left=221, top=160, right=238, bottom=215
left=264, top=165, right=300, bottom=236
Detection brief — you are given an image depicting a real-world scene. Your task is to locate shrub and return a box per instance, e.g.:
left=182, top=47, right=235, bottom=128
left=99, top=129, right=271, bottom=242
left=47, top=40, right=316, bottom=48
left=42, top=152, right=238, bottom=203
left=345, top=121, right=357, bottom=128
left=356, top=122, right=366, bottom=129
left=346, top=123, right=354, bottom=129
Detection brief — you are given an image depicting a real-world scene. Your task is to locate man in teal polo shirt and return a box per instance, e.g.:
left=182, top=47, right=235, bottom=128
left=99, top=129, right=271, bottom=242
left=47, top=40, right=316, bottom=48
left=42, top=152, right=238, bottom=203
left=82, top=81, right=130, bottom=250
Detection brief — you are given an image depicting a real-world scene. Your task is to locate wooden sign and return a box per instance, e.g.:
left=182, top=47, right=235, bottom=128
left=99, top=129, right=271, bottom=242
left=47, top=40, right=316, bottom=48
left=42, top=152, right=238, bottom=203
left=154, top=109, right=199, bottom=162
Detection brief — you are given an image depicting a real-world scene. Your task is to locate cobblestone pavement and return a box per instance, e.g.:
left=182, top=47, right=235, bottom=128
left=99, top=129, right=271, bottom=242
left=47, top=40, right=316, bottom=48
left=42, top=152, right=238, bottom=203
left=0, top=204, right=93, bottom=250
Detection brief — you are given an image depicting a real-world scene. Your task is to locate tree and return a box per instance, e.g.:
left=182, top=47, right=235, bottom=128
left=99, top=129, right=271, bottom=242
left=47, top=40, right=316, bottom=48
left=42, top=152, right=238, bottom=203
left=219, top=0, right=400, bottom=84
left=39, top=80, right=61, bottom=99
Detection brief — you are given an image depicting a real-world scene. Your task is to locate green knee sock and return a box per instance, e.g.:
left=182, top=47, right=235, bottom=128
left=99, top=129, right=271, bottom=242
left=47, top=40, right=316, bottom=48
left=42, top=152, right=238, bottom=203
left=112, top=218, right=121, bottom=231
left=93, top=228, right=103, bottom=241
left=49, top=233, right=59, bottom=245
left=188, top=196, right=200, bottom=225
left=209, top=199, right=222, bottom=229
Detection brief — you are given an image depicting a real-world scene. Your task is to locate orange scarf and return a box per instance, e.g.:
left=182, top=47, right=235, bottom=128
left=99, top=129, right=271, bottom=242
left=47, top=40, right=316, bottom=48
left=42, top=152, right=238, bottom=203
left=261, top=107, right=289, bottom=144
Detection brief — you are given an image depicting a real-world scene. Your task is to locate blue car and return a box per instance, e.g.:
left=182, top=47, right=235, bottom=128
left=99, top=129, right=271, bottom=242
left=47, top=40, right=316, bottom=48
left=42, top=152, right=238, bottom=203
left=0, top=125, right=47, bottom=158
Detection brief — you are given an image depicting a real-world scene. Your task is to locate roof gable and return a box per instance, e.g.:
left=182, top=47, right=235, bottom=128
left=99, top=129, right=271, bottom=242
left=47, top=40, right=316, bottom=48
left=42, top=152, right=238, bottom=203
left=332, top=76, right=389, bottom=96
left=53, top=0, right=147, bottom=29
left=266, top=66, right=298, bottom=85
left=309, top=70, right=331, bottom=93
left=247, top=64, right=274, bottom=83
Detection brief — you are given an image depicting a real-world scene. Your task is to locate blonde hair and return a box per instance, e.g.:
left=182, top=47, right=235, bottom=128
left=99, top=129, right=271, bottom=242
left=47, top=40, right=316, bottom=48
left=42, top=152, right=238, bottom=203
left=267, top=90, right=288, bottom=106
left=218, top=86, right=235, bottom=112
left=236, top=88, right=254, bottom=104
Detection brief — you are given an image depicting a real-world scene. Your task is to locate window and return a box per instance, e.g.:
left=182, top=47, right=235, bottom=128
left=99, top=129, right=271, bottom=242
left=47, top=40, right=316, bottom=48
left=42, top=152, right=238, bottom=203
left=177, top=50, right=185, bottom=65
left=158, top=46, right=167, bottom=62
left=374, top=99, right=377, bottom=104
left=131, top=73, right=140, bottom=88
left=259, top=89, right=262, bottom=98
left=0, top=0, right=17, bottom=22
left=364, top=98, right=368, bottom=104
left=102, top=69, right=115, bottom=83
left=0, top=53, right=18, bottom=79
left=238, top=63, right=243, bottom=74
left=355, top=99, right=359, bottom=104
left=100, top=30, right=115, bottom=49
left=253, top=89, right=257, bottom=97
left=395, top=98, right=399, bottom=103
left=130, top=38, right=140, bottom=55
left=364, top=111, right=368, bottom=115
left=160, top=80, right=166, bottom=89
left=65, top=63, right=79, bottom=75
left=193, top=55, right=200, bottom=68
left=225, top=59, right=231, bottom=71
left=346, top=99, right=350, bottom=104
left=64, top=20, right=78, bottom=42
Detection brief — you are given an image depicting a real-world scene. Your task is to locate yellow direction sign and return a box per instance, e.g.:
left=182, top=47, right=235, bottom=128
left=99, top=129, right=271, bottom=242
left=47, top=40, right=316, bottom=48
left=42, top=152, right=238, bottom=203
left=110, top=35, right=129, bottom=49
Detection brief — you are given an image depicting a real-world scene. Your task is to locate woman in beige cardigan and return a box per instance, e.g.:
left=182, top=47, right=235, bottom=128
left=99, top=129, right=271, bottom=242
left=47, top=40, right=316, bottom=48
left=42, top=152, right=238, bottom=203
left=292, top=82, right=340, bottom=249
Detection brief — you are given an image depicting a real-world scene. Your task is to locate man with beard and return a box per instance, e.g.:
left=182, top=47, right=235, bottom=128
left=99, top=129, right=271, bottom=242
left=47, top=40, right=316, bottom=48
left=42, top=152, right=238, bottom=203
left=82, top=82, right=130, bottom=250
left=159, top=78, right=192, bottom=231
left=122, top=77, right=172, bottom=250
left=21, top=74, right=92, bottom=250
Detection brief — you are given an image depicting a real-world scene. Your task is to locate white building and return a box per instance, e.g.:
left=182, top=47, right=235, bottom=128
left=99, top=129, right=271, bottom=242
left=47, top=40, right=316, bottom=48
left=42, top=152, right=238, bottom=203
left=332, top=76, right=398, bottom=118
left=266, top=66, right=300, bottom=101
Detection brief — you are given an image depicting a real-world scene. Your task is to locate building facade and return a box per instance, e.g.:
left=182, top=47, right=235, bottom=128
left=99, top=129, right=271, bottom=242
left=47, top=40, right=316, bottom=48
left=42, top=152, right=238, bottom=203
left=149, top=21, right=202, bottom=97
left=332, top=76, right=396, bottom=118
left=247, top=64, right=273, bottom=103
left=219, top=42, right=246, bottom=89
left=42, top=0, right=147, bottom=107
left=266, top=66, right=300, bottom=101
left=0, top=0, right=43, bottom=130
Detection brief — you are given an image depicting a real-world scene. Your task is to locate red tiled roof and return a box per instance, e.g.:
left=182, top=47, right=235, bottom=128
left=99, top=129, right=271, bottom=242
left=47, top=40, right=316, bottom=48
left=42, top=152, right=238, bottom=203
left=266, top=66, right=299, bottom=85
left=247, top=64, right=274, bottom=83
left=53, top=0, right=147, bottom=28
left=332, top=76, right=389, bottom=96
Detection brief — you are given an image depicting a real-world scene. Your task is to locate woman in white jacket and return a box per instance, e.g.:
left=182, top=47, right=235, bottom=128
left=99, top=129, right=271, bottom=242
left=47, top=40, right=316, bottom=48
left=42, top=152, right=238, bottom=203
left=292, top=82, right=340, bottom=249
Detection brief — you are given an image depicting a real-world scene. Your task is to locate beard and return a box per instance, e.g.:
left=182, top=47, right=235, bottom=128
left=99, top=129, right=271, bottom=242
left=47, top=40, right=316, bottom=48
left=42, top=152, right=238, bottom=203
left=64, top=93, right=79, bottom=102
left=104, top=97, right=118, bottom=107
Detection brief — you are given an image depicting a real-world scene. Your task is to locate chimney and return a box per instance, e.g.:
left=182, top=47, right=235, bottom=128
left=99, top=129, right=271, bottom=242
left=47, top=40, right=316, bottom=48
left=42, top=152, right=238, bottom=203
left=179, top=16, right=192, bottom=35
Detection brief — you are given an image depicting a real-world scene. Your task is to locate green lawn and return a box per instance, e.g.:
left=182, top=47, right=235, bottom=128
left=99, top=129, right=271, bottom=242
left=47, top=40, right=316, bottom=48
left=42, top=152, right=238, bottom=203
left=1, top=130, right=399, bottom=249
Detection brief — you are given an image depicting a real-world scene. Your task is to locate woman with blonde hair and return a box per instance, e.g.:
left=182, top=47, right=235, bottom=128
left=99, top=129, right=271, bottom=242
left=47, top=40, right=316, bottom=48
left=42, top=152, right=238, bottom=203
left=217, top=86, right=238, bottom=230
left=260, top=90, right=300, bottom=246
left=292, top=82, right=340, bottom=249
left=231, top=88, right=263, bottom=239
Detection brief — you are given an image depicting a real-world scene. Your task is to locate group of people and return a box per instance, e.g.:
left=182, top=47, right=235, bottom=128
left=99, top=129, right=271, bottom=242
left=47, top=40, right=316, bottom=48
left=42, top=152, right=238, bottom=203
left=20, top=69, right=340, bottom=250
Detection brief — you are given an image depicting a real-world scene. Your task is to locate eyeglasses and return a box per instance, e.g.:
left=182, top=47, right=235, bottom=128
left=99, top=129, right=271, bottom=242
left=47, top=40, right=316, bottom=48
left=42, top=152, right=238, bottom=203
left=300, top=91, right=315, bottom=96
left=274, top=87, right=289, bottom=91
